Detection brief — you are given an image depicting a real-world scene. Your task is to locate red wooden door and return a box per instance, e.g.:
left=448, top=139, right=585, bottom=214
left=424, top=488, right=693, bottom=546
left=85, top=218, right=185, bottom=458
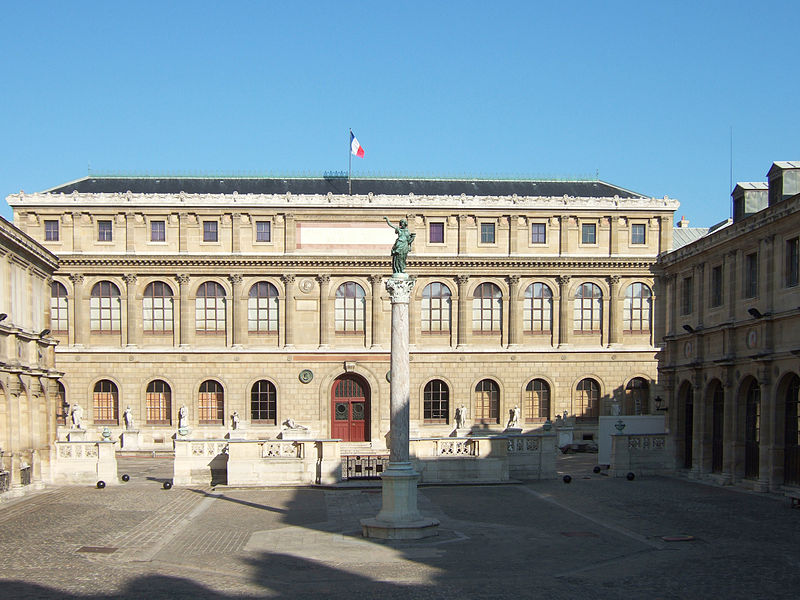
left=331, top=375, right=369, bottom=442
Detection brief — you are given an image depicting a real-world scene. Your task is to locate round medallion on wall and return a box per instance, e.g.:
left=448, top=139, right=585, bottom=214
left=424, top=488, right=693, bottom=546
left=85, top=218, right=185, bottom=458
left=746, top=329, right=758, bottom=349
left=299, top=278, right=315, bottom=294
left=299, top=369, right=314, bottom=384
left=386, top=370, right=392, bottom=383
left=684, top=341, right=693, bottom=358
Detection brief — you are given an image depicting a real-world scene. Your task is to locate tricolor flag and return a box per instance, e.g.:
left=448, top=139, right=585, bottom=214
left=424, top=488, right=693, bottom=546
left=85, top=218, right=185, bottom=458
left=350, top=131, right=365, bottom=158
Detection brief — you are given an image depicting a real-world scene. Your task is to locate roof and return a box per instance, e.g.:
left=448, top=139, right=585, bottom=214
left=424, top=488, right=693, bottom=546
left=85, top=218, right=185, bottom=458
left=672, top=226, right=709, bottom=250
left=41, top=175, right=646, bottom=198
left=768, top=161, right=800, bottom=176
left=732, top=182, right=768, bottom=193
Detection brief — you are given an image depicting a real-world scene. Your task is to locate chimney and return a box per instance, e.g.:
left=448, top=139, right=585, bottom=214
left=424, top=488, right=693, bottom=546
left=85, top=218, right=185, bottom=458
left=731, top=182, right=768, bottom=222
left=676, top=215, right=690, bottom=228
left=767, top=161, right=800, bottom=206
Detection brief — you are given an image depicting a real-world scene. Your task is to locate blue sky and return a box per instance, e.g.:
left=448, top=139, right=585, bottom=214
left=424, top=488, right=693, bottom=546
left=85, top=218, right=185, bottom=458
left=1, top=1, right=798, bottom=226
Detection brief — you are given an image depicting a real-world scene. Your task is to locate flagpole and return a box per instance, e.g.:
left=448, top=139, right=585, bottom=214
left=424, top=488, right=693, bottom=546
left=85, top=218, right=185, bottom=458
left=348, top=128, right=352, bottom=195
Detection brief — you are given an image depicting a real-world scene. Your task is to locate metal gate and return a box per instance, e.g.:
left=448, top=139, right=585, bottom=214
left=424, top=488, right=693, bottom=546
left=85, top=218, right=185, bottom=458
left=342, top=455, right=389, bottom=480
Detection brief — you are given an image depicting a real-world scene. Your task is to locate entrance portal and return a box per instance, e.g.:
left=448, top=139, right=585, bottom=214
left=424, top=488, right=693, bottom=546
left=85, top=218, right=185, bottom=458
left=331, top=374, right=370, bottom=442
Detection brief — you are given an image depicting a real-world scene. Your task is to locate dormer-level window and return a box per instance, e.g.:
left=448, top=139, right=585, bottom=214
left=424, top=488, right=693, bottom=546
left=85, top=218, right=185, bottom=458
left=744, top=252, right=758, bottom=298
left=203, top=221, right=218, bottom=243
left=98, top=220, right=113, bottom=242
left=256, top=221, right=271, bottom=243
left=581, top=223, right=596, bottom=244
left=44, top=220, right=59, bottom=241
left=631, top=223, right=646, bottom=245
left=150, top=220, right=166, bottom=242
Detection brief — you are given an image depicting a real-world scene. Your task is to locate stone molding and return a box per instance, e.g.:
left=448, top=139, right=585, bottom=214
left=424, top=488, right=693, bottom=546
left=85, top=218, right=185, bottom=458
left=385, top=277, right=416, bottom=303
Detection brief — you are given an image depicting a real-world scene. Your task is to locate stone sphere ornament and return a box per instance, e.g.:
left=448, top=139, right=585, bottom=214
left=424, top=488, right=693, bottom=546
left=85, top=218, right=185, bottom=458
left=626, top=472, right=636, bottom=481
left=593, top=466, right=601, bottom=474
left=121, top=474, right=130, bottom=482
left=163, top=481, right=173, bottom=490
left=563, top=475, right=572, bottom=484
left=96, top=480, right=106, bottom=489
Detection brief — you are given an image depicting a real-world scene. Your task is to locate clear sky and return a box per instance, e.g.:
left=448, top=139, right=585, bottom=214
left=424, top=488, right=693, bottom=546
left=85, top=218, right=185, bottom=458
left=1, top=1, right=798, bottom=226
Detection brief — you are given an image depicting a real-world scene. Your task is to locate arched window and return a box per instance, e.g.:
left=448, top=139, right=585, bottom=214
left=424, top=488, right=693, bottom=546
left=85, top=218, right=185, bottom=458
left=575, top=378, right=600, bottom=418
left=143, top=281, right=174, bottom=332
left=198, top=380, right=224, bottom=423
left=523, top=283, right=553, bottom=333
left=574, top=283, right=602, bottom=333
left=421, top=282, right=451, bottom=333
left=474, top=379, right=499, bottom=423
left=195, top=281, right=226, bottom=333
left=525, top=379, right=550, bottom=421
left=625, top=377, right=649, bottom=415
left=146, top=380, right=172, bottom=424
left=93, top=379, right=119, bottom=424
left=624, top=283, right=652, bottom=332
left=423, top=379, right=449, bottom=423
left=472, top=282, right=502, bottom=332
left=248, top=282, right=279, bottom=332
left=55, top=381, right=67, bottom=425
left=51, top=281, right=68, bottom=333
left=251, top=380, right=277, bottom=424
left=335, top=282, right=366, bottom=332
left=90, top=281, right=121, bottom=332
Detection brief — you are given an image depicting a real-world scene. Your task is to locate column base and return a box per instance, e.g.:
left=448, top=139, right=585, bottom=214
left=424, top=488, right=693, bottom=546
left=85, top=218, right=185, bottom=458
left=361, top=462, right=439, bottom=540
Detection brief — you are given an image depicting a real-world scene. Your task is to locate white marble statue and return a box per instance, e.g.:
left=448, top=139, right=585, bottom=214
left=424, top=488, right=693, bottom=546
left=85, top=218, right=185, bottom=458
left=283, top=418, right=309, bottom=430
left=123, top=406, right=135, bottom=430
left=507, top=405, right=521, bottom=429
left=178, top=404, right=188, bottom=429
left=231, top=411, right=240, bottom=430
left=455, top=404, right=467, bottom=429
left=70, top=403, right=84, bottom=429
left=611, top=402, right=621, bottom=416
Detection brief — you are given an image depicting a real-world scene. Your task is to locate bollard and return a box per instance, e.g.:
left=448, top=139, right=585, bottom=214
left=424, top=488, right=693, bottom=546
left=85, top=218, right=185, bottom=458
left=593, top=466, right=601, bottom=474
left=626, top=472, right=635, bottom=481
left=163, top=481, right=172, bottom=490
left=563, top=475, right=572, bottom=483
left=96, top=481, right=106, bottom=489
left=121, top=474, right=130, bottom=482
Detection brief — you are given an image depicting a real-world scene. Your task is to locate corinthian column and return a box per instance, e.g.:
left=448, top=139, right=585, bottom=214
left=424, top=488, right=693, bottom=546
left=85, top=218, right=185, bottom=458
left=606, top=275, right=620, bottom=347
left=455, top=275, right=469, bottom=348
left=123, top=274, right=139, bottom=347
left=369, top=274, right=384, bottom=348
left=556, top=275, right=571, bottom=347
left=507, top=275, right=520, bottom=347
left=317, top=274, right=330, bottom=348
left=281, top=274, right=295, bottom=348
left=176, top=274, right=192, bottom=347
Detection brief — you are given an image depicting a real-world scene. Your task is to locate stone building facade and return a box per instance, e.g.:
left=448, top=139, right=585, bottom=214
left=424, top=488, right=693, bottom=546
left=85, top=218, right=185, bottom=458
left=8, top=176, right=677, bottom=450
left=656, top=161, right=800, bottom=492
left=0, top=216, right=60, bottom=492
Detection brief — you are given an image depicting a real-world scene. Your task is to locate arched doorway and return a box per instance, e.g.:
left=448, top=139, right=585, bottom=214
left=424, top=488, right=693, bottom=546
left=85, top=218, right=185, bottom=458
left=678, top=381, right=694, bottom=469
left=331, top=374, right=370, bottom=442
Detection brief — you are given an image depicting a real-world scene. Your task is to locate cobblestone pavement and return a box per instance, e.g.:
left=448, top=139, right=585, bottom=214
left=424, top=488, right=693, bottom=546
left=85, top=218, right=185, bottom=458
left=1, top=455, right=799, bottom=599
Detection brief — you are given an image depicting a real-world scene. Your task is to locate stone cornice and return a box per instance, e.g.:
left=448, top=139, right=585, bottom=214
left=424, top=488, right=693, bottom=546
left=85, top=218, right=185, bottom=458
left=7, top=191, right=680, bottom=213
left=0, top=216, right=59, bottom=271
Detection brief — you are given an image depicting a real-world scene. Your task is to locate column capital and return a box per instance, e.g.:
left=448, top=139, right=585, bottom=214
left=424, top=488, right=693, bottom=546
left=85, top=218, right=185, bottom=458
left=68, top=273, right=84, bottom=285
left=506, top=275, right=520, bottom=286
left=368, top=274, right=383, bottom=286
left=175, top=274, right=191, bottom=286
left=316, top=274, right=330, bottom=285
left=122, top=273, right=138, bottom=286
left=228, top=274, right=243, bottom=286
left=606, top=275, right=620, bottom=286
left=555, top=275, right=571, bottom=286
left=385, top=277, right=416, bottom=303
left=281, top=274, right=296, bottom=285
left=455, top=274, right=470, bottom=287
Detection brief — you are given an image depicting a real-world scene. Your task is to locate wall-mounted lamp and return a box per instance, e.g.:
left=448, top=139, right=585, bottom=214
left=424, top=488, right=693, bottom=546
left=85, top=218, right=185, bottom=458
left=747, top=307, right=764, bottom=319
left=654, top=396, right=667, bottom=411
left=682, top=324, right=694, bottom=333
left=39, top=329, right=51, bottom=338
left=0, top=313, right=7, bottom=322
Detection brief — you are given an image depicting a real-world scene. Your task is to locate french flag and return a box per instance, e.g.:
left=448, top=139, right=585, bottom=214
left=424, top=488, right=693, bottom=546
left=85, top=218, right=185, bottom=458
left=350, top=131, right=365, bottom=158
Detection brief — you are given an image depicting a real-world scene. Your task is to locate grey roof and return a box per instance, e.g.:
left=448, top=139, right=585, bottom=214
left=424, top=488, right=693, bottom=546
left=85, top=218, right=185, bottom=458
left=768, top=161, right=800, bottom=175
left=732, top=182, right=768, bottom=192
left=672, top=227, right=710, bottom=250
left=42, top=176, right=645, bottom=198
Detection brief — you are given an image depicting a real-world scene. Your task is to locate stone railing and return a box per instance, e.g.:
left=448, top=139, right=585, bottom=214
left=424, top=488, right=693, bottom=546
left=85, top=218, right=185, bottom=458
left=505, top=434, right=557, bottom=480
left=610, top=433, right=668, bottom=477
left=51, top=441, right=117, bottom=485
left=435, top=439, right=479, bottom=457
left=173, top=440, right=229, bottom=486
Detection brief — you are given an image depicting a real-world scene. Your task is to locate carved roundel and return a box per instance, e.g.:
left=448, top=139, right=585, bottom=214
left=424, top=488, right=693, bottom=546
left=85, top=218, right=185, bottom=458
left=746, top=329, right=758, bottom=349
left=299, top=369, right=314, bottom=384
left=385, top=370, right=392, bottom=383
left=299, top=278, right=315, bottom=294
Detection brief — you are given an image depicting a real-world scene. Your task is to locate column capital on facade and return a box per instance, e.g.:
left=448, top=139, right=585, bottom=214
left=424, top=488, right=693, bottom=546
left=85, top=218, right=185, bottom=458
left=367, top=274, right=383, bottom=286
left=68, top=273, right=84, bottom=285
left=175, top=274, right=191, bottom=286
left=506, top=275, right=520, bottom=286
left=385, top=276, right=416, bottom=303
left=228, top=274, right=243, bottom=286
left=122, top=273, right=138, bottom=285
left=606, top=275, right=620, bottom=286
left=555, top=275, right=571, bottom=286
left=455, top=274, right=469, bottom=287
left=281, top=274, right=296, bottom=285
left=316, top=274, right=330, bottom=285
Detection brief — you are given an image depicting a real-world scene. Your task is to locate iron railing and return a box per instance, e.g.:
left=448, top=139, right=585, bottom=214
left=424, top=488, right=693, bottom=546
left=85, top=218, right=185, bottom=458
left=0, top=471, right=9, bottom=493
left=20, top=466, right=32, bottom=486
left=342, top=455, right=390, bottom=480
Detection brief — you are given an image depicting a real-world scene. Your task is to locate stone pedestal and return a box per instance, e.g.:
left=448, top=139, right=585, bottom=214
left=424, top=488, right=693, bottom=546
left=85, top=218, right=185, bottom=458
left=67, top=429, right=87, bottom=441
left=120, top=431, right=141, bottom=450
left=504, top=427, right=523, bottom=435
left=451, top=428, right=471, bottom=437
left=362, top=275, right=439, bottom=539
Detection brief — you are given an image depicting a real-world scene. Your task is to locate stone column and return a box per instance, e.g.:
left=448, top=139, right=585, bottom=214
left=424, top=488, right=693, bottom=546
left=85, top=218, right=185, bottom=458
left=361, top=275, right=439, bottom=540
left=455, top=275, right=469, bottom=348
left=757, top=364, right=774, bottom=492
left=369, top=274, right=384, bottom=349
left=317, top=274, right=330, bottom=348
left=229, top=275, right=244, bottom=347
left=721, top=374, right=736, bottom=484
left=281, top=274, right=295, bottom=348
left=123, top=274, right=139, bottom=347
left=69, top=274, right=86, bottom=347
left=284, top=213, right=296, bottom=253
left=506, top=275, right=520, bottom=347
left=606, top=275, right=621, bottom=347
left=176, top=274, right=192, bottom=347
left=556, top=275, right=571, bottom=347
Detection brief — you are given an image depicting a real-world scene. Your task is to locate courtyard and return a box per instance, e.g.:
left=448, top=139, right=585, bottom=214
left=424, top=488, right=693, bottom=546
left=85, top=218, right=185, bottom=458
left=1, top=454, right=798, bottom=599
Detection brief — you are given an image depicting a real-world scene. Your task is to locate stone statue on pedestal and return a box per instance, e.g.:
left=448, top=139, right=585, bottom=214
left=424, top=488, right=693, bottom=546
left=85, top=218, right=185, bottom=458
left=123, top=406, right=135, bottom=430
left=231, top=411, right=240, bottom=430
left=455, top=404, right=468, bottom=429
left=70, top=403, right=84, bottom=429
left=507, top=405, right=521, bottom=429
left=283, top=418, right=309, bottom=431
left=384, top=217, right=416, bottom=274
left=178, top=404, right=188, bottom=429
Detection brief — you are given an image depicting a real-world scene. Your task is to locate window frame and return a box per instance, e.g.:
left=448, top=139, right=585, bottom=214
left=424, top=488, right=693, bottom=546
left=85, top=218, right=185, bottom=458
left=744, top=252, right=758, bottom=298
left=248, top=281, right=279, bottom=333
left=143, top=281, right=174, bottom=333
left=421, top=282, right=452, bottom=333
left=90, top=281, right=122, bottom=333
left=523, top=282, right=553, bottom=333
left=623, top=282, right=652, bottom=333
left=428, top=222, right=445, bottom=245
left=472, top=282, right=502, bottom=333
left=50, top=281, right=69, bottom=333
left=198, top=380, right=224, bottom=424
left=581, top=222, right=597, bottom=245
left=93, top=379, right=119, bottom=424
left=479, top=222, right=496, bottom=245
left=530, top=222, right=547, bottom=245
left=575, top=378, right=600, bottom=418
left=474, top=379, right=500, bottom=424
left=44, top=219, right=60, bottom=242
left=255, top=220, right=272, bottom=244
left=202, top=220, right=219, bottom=243
left=630, top=223, right=646, bottom=245
left=525, top=379, right=551, bottom=422
left=681, top=276, right=693, bottom=316
left=573, top=282, right=602, bottom=333
left=251, top=380, right=277, bottom=424
left=786, top=237, right=799, bottom=288
left=97, top=220, right=113, bottom=242
left=710, top=265, right=724, bottom=308
left=150, top=219, right=166, bottom=243
left=146, top=379, right=172, bottom=424
left=334, top=281, right=366, bottom=333
left=423, top=379, right=449, bottom=424
left=195, top=281, right=227, bottom=333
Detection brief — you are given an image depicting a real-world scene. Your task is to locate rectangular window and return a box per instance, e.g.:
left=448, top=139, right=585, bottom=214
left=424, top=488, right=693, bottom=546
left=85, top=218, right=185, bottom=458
left=681, top=276, right=693, bottom=315
left=203, top=221, right=218, bottom=242
left=480, top=222, right=495, bottom=244
left=744, top=252, right=758, bottom=298
left=150, top=220, right=166, bottom=242
left=256, top=221, right=271, bottom=243
left=581, top=223, right=596, bottom=244
left=711, top=265, right=723, bottom=307
left=786, top=237, right=799, bottom=287
left=429, top=222, right=444, bottom=244
left=44, top=220, right=60, bottom=241
left=97, top=220, right=113, bottom=242
left=631, top=223, right=646, bottom=245
left=531, top=223, right=546, bottom=244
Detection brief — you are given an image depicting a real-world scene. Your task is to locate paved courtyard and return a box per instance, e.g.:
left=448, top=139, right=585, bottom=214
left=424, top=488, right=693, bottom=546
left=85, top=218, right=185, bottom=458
left=1, top=454, right=799, bottom=599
